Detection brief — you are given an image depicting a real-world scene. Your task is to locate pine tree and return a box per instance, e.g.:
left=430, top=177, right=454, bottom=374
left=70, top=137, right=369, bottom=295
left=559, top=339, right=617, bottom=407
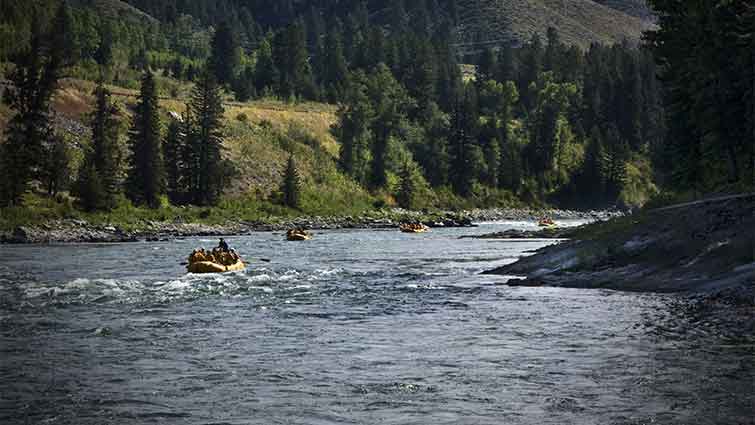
left=184, top=69, right=227, bottom=206
left=305, top=5, right=324, bottom=49
left=365, top=26, right=387, bottom=70
left=49, top=1, right=77, bottom=68
left=164, top=118, right=184, bottom=204
left=274, top=21, right=316, bottom=100
left=126, top=71, right=166, bottom=208
left=76, top=161, right=105, bottom=212
left=483, top=137, right=501, bottom=188
left=526, top=74, right=577, bottom=188
left=209, top=21, right=240, bottom=86
left=75, top=81, right=121, bottom=210
left=254, top=35, right=278, bottom=94
left=477, top=47, right=498, bottom=84
left=544, top=27, right=561, bottom=75
left=449, top=85, right=480, bottom=196
left=335, top=71, right=373, bottom=184
left=95, top=20, right=114, bottom=68
left=39, top=133, right=72, bottom=198
left=397, top=162, right=416, bottom=209
left=499, top=135, right=522, bottom=193
left=518, top=33, right=543, bottom=113
left=233, top=65, right=256, bottom=102
left=367, top=64, right=413, bottom=190
left=578, top=125, right=608, bottom=202
left=405, top=36, right=438, bottom=108
left=0, top=10, right=65, bottom=206
left=281, top=154, right=302, bottom=209
left=498, top=42, right=518, bottom=83
left=321, top=26, right=348, bottom=102
left=414, top=101, right=450, bottom=187
left=646, top=0, right=752, bottom=190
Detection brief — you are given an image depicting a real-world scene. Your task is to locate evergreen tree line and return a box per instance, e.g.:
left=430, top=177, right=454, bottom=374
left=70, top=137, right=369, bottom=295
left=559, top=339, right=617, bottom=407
left=1, top=1, right=459, bottom=97
left=74, top=68, right=232, bottom=211
left=333, top=26, right=665, bottom=207
left=0, top=0, right=211, bottom=86
left=0, top=2, right=231, bottom=210
left=1, top=1, right=666, bottom=209
left=646, top=0, right=755, bottom=193
left=9, top=1, right=746, bottom=210
left=0, top=3, right=72, bottom=205
left=205, top=2, right=463, bottom=110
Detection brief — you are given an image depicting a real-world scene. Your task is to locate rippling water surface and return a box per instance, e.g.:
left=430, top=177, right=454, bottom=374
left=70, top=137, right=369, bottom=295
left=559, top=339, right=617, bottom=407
left=1, top=222, right=753, bottom=424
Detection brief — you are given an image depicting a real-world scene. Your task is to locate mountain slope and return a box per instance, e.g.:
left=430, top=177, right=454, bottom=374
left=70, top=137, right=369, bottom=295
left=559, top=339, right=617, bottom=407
left=455, top=0, right=655, bottom=50
left=68, top=0, right=157, bottom=23
left=596, top=0, right=655, bottom=20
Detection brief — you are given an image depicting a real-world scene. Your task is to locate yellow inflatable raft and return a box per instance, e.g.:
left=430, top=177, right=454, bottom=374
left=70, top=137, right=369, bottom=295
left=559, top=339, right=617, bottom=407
left=286, top=229, right=312, bottom=241
left=400, top=224, right=429, bottom=233
left=538, top=218, right=556, bottom=227
left=187, top=260, right=246, bottom=274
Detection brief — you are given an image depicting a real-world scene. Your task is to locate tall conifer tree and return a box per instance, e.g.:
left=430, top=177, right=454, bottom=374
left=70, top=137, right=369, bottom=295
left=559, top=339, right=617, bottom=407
left=184, top=69, right=226, bottom=206
left=76, top=81, right=121, bottom=210
left=126, top=71, right=165, bottom=208
left=210, top=21, right=240, bottom=86
left=281, top=154, right=302, bottom=209
left=0, top=6, right=67, bottom=206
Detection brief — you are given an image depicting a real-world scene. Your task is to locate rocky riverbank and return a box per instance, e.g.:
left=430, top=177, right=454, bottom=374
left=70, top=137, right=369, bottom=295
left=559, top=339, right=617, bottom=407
left=0, top=207, right=619, bottom=244
left=485, top=194, right=755, bottom=298
left=459, top=227, right=578, bottom=240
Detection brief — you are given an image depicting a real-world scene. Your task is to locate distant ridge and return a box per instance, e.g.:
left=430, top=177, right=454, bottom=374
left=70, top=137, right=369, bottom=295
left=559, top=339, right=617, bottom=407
left=69, top=0, right=158, bottom=24
left=455, top=0, right=655, bottom=52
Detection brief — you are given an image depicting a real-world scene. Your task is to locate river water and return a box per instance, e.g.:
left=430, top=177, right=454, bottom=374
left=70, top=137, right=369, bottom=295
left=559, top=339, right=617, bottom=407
left=0, top=222, right=752, bottom=424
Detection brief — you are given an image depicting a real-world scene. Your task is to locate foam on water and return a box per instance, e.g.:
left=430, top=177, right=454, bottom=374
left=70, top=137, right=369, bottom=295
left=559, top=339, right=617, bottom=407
left=5, top=265, right=354, bottom=307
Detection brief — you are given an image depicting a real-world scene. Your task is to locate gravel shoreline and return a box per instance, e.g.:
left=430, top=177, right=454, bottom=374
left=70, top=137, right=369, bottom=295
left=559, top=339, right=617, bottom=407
left=0, top=208, right=621, bottom=244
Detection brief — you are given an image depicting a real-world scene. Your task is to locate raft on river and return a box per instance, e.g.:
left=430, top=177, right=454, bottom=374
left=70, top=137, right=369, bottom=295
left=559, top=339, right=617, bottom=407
left=186, top=248, right=246, bottom=274
left=538, top=218, right=557, bottom=228
left=400, top=223, right=430, bottom=233
left=286, top=229, right=312, bottom=241
left=187, top=259, right=246, bottom=274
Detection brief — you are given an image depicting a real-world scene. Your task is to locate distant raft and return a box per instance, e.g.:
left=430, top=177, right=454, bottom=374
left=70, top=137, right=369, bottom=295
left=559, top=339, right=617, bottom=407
left=400, top=223, right=430, bottom=233
left=187, top=259, right=246, bottom=274
left=286, top=229, right=312, bottom=241
left=538, top=218, right=557, bottom=228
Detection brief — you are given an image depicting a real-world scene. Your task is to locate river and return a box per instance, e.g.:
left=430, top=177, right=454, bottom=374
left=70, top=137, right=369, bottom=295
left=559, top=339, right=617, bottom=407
left=0, top=222, right=752, bottom=424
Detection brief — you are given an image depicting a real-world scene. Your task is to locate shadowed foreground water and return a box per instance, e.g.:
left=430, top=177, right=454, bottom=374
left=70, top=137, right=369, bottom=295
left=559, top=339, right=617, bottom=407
left=0, top=222, right=753, bottom=424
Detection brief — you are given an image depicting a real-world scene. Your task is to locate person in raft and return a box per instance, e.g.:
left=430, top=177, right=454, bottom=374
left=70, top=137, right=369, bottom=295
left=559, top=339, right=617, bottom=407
left=217, top=238, right=230, bottom=252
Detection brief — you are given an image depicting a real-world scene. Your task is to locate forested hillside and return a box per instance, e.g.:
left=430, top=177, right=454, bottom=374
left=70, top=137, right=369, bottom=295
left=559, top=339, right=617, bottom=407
left=0, top=0, right=750, bottom=225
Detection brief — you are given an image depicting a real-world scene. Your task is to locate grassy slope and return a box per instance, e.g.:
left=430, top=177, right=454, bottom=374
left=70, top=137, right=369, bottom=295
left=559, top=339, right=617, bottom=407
left=0, top=78, right=380, bottom=230
left=456, top=0, right=655, bottom=50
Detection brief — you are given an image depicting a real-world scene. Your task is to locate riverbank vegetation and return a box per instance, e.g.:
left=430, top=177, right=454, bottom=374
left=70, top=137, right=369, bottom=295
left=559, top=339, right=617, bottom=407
left=0, top=0, right=752, bottom=231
